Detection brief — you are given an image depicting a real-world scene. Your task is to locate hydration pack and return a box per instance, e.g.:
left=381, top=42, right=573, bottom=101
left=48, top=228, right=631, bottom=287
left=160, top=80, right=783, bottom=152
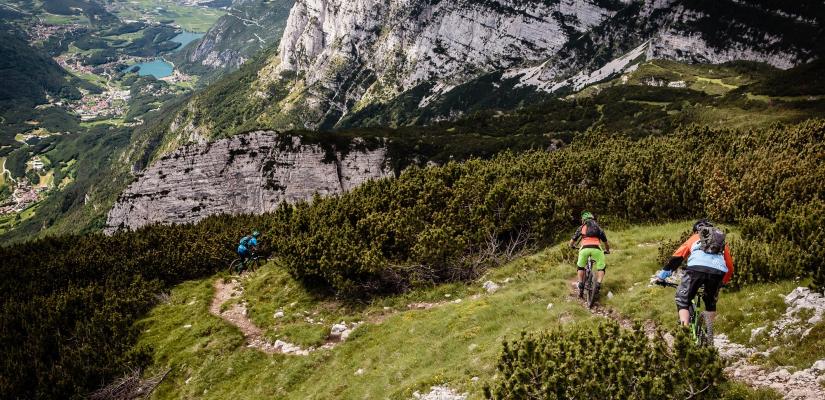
left=583, top=219, right=602, bottom=238
left=239, top=235, right=251, bottom=247
left=699, top=226, right=726, bottom=254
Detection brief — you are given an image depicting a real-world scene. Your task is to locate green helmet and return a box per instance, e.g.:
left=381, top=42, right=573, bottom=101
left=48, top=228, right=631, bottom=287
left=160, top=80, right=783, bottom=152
left=252, top=230, right=260, bottom=237
left=581, top=211, right=594, bottom=221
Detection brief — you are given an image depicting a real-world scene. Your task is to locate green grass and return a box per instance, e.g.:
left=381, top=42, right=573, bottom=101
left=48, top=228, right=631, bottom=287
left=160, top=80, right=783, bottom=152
left=137, top=222, right=816, bottom=399
left=108, top=0, right=225, bottom=32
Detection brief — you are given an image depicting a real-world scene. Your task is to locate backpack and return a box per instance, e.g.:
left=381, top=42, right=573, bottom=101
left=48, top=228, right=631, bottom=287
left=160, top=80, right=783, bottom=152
left=239, top=235, right=251, bottom=247
left=699, top=226, right=726, bottom=254
left=583, top=219, right=602, bottom=238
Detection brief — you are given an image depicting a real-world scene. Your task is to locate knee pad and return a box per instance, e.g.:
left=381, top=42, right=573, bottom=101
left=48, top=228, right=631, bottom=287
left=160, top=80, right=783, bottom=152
left=675, top=286, right=691, bottom=310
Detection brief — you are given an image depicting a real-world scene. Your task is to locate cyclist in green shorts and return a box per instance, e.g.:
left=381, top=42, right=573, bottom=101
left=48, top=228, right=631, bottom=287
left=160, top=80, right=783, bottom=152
left=568, top=211, right=611, bottom=298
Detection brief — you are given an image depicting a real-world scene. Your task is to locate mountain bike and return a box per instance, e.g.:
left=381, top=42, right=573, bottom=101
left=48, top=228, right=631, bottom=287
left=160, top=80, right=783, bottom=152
left=228, top=254, right=263, bottom=275
left=655, top=279, right=713, bottom=347
left=574, top=247, right=609, bottom=308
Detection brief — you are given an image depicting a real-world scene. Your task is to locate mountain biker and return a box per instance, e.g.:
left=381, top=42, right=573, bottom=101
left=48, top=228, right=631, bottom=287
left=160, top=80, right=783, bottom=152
left=568, top=211, right=611, bottom=299
left=236, top=230, right=260, bottom=272
left=656, top=219, right=734, bottom=327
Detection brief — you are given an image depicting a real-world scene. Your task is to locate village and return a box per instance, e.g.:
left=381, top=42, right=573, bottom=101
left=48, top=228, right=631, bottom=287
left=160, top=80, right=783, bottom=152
left=0, top=158, right=50, bottom=215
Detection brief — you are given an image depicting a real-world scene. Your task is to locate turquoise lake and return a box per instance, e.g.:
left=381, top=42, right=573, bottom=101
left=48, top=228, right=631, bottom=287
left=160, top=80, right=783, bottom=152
left=126, top=59, right=174, bottom=78
left=170, top=31, right=204, bottom=51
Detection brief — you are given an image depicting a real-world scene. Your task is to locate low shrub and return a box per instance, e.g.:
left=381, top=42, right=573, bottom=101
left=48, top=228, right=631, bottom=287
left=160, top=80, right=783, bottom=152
left=483, top=321, right=725, bottom=400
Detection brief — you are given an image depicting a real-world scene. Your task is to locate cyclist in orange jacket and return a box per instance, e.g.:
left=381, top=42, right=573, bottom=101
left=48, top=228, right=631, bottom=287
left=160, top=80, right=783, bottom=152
left=656, top=219, right=734, bottom=327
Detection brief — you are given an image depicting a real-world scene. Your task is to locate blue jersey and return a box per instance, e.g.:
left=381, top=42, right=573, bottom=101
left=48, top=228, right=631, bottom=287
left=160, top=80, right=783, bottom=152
left=686, top=240, right=728, bottom=274
left=248, top=237, right=258, bottom=247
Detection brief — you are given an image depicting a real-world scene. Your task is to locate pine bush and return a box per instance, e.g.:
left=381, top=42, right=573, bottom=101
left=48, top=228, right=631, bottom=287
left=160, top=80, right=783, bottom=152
left=484, top=322, right=725, bottom=400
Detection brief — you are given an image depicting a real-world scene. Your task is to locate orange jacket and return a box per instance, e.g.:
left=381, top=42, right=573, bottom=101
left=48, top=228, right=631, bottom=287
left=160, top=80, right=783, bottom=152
left=672, top=233, right=735, bottom=284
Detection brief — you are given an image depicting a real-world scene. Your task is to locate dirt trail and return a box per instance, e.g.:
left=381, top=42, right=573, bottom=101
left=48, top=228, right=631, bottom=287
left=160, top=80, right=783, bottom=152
left=568, top=280, right=659, bottom=338
left=210, top=278, right=340, bottom=355
left=571, top=279, right=825, bottom=400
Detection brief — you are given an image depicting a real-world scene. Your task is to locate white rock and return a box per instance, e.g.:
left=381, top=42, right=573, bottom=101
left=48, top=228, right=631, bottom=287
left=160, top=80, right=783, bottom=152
left=354, top=368, right=364, bottom=376
left=483, top=281, right=500, bottom=293
left=330, top=323, right=348, bottom=338
left=183, top=324, right=192, bottom=329
left=412, top=385, right=467, bottom=400
left=607, top=291, right=614, bottom=299
left=274, top=311, right=284, bottom=318
left=811, top=359, right=825, bottom=372
left=546, top=303, right=554, bottom=310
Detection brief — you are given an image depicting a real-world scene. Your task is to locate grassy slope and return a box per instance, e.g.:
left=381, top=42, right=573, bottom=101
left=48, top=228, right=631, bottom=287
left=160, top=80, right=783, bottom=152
left=136, top=221, right=815, bottom=399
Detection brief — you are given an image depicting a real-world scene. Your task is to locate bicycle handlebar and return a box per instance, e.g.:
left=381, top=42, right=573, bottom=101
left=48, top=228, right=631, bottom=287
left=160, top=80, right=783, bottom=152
left=654, top=279, right=678, bottom=288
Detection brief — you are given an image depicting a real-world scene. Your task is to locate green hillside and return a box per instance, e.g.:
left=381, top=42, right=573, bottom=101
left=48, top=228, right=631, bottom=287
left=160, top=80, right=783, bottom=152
left=2, top=120, right=823, bottom=399
left=135, top=222, right=799, bottom=399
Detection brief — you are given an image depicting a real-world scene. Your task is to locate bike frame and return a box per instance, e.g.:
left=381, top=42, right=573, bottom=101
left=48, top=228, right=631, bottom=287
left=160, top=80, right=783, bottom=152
left=656, top=279, right=708, bottom=346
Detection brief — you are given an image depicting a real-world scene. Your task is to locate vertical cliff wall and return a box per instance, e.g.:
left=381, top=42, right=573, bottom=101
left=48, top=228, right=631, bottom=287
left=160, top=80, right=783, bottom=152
left=105, top=131, right=390, bottom=232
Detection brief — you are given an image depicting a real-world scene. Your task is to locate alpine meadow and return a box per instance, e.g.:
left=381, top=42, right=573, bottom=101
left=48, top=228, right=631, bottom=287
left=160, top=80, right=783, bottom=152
left=1, top=1, right=824, bottom=399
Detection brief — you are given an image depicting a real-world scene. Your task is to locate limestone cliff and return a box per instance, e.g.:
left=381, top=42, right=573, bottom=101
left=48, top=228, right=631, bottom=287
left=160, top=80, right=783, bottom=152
left=105, top=131, right=390, bottom=232
left=165, top=0, right=822, bottom=139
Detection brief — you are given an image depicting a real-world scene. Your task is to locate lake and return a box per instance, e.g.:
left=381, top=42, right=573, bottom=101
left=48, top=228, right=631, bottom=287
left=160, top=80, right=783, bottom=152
left=126, top=59, right=174, bottom=78
left=170, top=31, right=205, bottom=52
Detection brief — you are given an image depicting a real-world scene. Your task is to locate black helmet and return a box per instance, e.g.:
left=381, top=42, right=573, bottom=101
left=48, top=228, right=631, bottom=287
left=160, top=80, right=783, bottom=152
left=692, top=219, right=713, bottom=233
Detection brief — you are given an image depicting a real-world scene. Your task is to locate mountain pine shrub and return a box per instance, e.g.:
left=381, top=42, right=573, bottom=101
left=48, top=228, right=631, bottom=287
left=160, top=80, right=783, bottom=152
left=274, top=120, right=825, bottom=296
left=483, top=321, right=725, bottom=400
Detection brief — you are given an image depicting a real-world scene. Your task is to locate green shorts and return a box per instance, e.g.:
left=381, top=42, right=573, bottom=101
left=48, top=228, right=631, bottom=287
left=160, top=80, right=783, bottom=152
left=577, top=247, right=606, bottom=271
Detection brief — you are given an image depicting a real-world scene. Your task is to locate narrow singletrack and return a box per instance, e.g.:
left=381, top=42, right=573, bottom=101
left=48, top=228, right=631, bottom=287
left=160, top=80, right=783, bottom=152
left=210, top=278, right=339, bottom=355
left=569, top=278, right=825, bottom=400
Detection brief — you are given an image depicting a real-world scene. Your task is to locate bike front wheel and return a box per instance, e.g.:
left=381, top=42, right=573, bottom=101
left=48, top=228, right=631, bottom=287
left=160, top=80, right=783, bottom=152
left=248, top=257, right=261, bottom=273
left=228, top=259, right=243, bottom=275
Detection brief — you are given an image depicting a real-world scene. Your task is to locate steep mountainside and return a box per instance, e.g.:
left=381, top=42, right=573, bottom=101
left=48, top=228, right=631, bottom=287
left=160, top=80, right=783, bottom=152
left=175, top=0, right=295, bottom=78
left=162, top=0, right=823, bottom=139
left=105, top=131, right=390, bottom=232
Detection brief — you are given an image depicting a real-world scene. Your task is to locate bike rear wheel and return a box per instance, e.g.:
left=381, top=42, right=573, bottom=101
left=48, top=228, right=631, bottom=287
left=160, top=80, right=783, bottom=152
left=586, top=272, right=597, bottom=309
left=695, top=311, right=714, bottom=347
left=584, top=260, right=597, bottom=308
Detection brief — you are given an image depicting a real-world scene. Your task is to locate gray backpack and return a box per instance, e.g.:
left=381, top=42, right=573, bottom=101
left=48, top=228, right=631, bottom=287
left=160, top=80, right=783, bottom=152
left=699, top=226, right=726, bottom=254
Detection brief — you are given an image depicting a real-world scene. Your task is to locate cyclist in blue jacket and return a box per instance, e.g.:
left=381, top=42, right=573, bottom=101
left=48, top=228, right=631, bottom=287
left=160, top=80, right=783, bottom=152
left=236, top=230, right=260, bottom=272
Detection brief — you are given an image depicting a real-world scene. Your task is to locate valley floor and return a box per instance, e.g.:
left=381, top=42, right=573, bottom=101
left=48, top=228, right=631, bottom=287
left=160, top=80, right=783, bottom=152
left=136, top=222, right=824, bottom=399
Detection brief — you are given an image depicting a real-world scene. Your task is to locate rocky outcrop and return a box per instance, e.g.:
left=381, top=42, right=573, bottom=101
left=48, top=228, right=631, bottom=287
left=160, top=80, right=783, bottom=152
left=105, top=131, right=390, bottom=232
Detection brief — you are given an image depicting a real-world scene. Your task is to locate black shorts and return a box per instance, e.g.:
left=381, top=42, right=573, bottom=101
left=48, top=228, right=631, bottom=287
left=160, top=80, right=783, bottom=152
left=675, top=270, right=723, bottom=312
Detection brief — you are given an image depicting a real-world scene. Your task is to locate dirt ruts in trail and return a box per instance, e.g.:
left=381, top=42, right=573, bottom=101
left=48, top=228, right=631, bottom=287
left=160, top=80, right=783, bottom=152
left=568, top=279, right=659, bottom=338
left=210, top=278, right=348, bottom=355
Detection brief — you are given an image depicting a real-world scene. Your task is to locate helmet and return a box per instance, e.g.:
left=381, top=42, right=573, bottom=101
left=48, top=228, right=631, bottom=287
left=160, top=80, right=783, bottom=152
left=252, top=230, right=260, bottom=237
left=692, top=219, right=712, bottom=233
left=581, top=211, right=594, bottom=221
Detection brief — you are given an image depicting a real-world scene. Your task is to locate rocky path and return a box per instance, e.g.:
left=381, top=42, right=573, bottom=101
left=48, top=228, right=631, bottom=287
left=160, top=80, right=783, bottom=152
left=713, top=287, right=825, bottom=400
left=209, top=278, right=357, bottom=355
left=573, top=279, right=825, bottom=400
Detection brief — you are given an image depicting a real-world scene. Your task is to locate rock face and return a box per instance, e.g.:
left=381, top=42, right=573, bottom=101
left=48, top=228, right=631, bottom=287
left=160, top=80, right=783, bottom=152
left=105, top=131, right=390, bottom=232
left=164, top=0, right=822, bottom=143
left=263, top=0, right=821, bottom=128
left=274, top=0, right=623, bottom=128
